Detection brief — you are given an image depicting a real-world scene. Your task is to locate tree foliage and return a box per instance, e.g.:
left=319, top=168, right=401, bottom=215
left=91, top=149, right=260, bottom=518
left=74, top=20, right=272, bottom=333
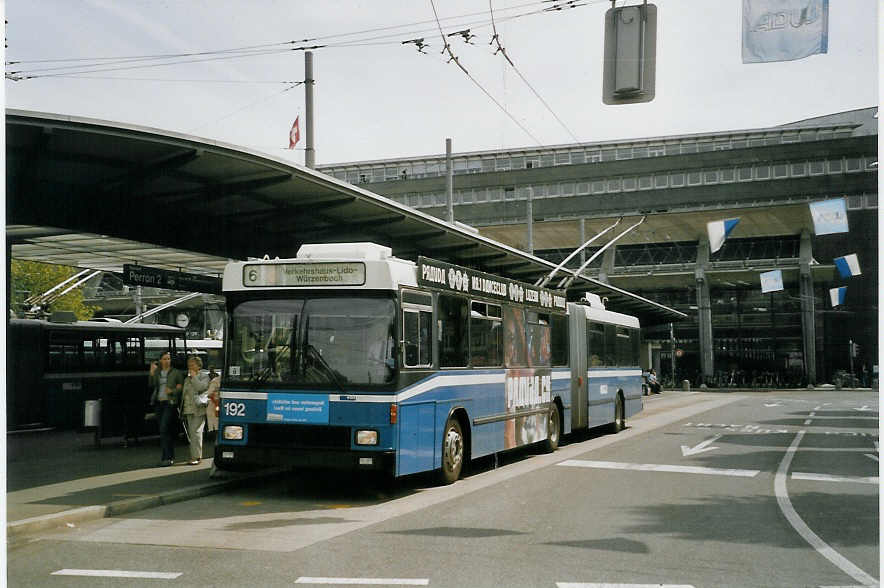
left=10, top=260, right=99, bottom=320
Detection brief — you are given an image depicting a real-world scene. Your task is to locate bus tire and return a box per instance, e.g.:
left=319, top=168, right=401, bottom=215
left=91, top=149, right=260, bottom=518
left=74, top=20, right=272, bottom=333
left=439, top=417, right=464, bottom=485
left=612, top=393, right=626, bottom=433
left=542, top=401, right=561, bottom=453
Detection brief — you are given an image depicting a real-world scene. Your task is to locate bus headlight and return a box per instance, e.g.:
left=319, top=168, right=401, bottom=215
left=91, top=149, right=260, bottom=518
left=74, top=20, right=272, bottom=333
left=223, top=425, right=244, bottom=440
left=355, top=430, right=378, bottom=445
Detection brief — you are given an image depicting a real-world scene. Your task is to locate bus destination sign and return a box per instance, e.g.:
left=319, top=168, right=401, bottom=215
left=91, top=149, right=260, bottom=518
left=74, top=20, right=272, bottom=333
left=243, top=262, right=366, bottom=287
left=418, top=257, right=566, bottom=311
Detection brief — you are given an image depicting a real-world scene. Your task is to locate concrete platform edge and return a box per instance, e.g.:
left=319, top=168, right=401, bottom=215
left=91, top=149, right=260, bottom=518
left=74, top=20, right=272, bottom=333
left=7, top=466, right=285, bottom=539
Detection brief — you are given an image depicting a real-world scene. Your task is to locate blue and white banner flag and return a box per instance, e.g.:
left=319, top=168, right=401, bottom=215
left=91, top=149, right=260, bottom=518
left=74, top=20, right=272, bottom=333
left=742, top=0, right=829, bottom=64
left=809, top=198, right=848, bottom=235
left=707, top=218, right=740, bottom=253
left=760, top=269, right=784, bottom=293
left=829, top=286, right=846, bottom=307
left=834, top=253, right=861, bottom=278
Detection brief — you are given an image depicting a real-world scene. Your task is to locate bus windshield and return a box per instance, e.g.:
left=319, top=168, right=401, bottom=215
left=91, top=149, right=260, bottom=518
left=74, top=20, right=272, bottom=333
left=227, top=296, right=396, bottom=388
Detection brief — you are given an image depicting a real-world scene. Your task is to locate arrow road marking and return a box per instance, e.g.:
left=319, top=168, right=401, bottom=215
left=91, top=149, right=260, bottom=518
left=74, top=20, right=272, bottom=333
left=681, top=434, right=722, bottom=457
left=557, top=459, right=759, bottom=478
left=854, top=405, right=873, bottom=412
left=764, top=402, right=783, bottom=407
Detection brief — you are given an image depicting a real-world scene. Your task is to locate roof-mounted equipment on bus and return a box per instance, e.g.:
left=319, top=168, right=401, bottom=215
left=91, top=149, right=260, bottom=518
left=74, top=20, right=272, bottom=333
left=297, top=242, right=392, bottom=261
left=579, top=292, right=606, bottom=309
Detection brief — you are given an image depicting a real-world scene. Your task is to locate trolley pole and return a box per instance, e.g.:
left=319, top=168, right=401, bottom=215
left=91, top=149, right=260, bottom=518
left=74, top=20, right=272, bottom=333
left=305, top=51, right=316, bottom=169
left=445, top=138, right=454, bottom=223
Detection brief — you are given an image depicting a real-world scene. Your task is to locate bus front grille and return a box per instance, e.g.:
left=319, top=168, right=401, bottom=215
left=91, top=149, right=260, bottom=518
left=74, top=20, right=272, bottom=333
left=248, top=423, right=350, bottom=449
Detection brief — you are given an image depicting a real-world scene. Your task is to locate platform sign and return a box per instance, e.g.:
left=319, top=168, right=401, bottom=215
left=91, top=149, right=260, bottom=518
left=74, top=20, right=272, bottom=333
left=123, top=264, right=221, bottom=294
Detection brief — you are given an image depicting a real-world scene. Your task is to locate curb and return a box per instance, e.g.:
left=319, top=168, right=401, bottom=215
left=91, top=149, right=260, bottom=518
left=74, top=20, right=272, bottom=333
left=7, top=467, right=285, bottom=540
left=7, top=505, right=108, bottom=539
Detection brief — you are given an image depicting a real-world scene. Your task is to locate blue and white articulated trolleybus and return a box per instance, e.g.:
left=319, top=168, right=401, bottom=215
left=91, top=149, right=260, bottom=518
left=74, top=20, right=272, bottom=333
left=214, top=243, right=643, bottom=483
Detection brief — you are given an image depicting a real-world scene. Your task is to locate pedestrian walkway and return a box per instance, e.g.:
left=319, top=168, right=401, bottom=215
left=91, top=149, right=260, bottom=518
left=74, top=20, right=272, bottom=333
left=6, top=428, right=270, bottom=540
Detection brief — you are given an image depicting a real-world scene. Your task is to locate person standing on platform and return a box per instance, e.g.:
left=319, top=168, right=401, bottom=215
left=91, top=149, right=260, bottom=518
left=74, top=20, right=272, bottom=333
left=149, top=352, right=184, bottom=466
left=181, top=355, right=210, bottom=465
left=205, top=369, right=221, bottom=441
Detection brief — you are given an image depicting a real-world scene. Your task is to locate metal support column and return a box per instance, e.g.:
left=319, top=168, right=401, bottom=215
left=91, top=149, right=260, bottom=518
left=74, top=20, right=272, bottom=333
left=304, top=51, right=315, bottom=169
left=799, top=229, right=817, bottom=385
left=695, top=237, right=714, bottom=386
left=526, top=188, right=534, bottom=254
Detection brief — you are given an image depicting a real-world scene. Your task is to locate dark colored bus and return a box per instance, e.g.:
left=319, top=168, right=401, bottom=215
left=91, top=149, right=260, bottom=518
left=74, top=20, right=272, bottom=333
left=7, top=317, right=186, bottom=435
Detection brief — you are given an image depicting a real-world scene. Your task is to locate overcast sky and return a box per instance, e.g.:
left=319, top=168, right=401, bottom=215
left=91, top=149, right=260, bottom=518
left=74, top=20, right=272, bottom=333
left=4, top=0, right=880, bottom=166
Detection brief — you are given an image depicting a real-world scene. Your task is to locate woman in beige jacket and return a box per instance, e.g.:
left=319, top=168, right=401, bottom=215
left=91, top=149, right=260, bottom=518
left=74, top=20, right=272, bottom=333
left=181, top=355, right=210, bottom=465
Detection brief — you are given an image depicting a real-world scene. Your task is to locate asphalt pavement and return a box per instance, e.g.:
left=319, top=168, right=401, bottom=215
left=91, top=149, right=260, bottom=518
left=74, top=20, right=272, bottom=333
left=5, top=388, right=878, bottom=588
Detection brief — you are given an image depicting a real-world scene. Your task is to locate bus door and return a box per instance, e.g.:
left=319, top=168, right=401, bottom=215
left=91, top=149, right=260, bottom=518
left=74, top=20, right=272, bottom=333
left=397, top=290, right=435, bottom=476
left=567, top=305, right=588, bottom=429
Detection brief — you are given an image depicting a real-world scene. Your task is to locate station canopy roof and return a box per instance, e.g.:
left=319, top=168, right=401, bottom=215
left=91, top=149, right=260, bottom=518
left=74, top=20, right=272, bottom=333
left=6, top=109, right=685, bottom=326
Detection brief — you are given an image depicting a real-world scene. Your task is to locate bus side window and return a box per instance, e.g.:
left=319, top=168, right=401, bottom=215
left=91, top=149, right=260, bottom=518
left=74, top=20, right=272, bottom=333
left=418, top=310, right=432, bottom=366
left=615, top=327, right=632, bottom=366
left=404, top=311, right=419, bottom=366
left=550, top=314, right=569, bottom=366
left=439, top=294, right=469, bottom=368
left=402, top=290, right=433, bottom=368
left=527, top=311, right=550, bottom=367
left=604, top=324, right=618, bottom=366
left=587, top=321, right=605, bottom=367
left=470, top=301, right=502, bottom=367
left=503, top=305, right=527, bottom=368
left=631, top=327, right=641, bottom=367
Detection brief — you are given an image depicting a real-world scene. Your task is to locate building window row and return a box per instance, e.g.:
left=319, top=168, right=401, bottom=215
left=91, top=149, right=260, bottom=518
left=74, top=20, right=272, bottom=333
left=389, top=156, right=874, bottom=209
left=319, top=127, right=857, bottom=185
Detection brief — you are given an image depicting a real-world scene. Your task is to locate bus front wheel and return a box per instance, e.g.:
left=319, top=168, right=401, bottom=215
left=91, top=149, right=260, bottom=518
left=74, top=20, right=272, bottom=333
left=439, top=417, right=464, bottom=485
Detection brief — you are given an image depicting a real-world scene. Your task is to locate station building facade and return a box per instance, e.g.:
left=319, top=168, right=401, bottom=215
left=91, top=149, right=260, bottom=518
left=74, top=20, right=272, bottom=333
left=318, top=108, right=878, bottom=387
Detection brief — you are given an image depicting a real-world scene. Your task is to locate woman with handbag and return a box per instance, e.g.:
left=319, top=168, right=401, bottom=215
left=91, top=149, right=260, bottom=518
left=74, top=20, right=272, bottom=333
left=181, top=355, right=210, bottom=465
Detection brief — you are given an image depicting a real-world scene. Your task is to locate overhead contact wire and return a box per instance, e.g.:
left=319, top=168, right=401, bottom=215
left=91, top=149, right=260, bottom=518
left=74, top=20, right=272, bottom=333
left=429, top=0, right=542, bottom=146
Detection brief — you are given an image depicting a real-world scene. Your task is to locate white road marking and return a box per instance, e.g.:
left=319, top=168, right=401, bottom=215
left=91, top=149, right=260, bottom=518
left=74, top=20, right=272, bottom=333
left=853, top=405, right=873, bottom=412
left=863, top=454, right=879, bottom=462
left=557, top=584, right=695, bottom=588
left=295, top=578, right=429, bottom=585
left=764, top=403, right=783, bottom=407
left=557, top=459, right=759, bottom=478
left=680, top=435, right=721, bottom=457
left=791, top=473, right=879, bottom=485
left=774, top=431, right=879, bottom=587
left=51, top=569, right=182, bottom=579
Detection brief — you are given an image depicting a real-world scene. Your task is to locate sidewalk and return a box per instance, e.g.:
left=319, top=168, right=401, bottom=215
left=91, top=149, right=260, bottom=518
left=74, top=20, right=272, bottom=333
left=5, top=428, right=273, bottom=540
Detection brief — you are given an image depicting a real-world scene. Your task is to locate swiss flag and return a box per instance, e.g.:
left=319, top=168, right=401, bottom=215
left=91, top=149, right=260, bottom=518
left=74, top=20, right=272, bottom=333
left=288, top=116, right=300, bottom=149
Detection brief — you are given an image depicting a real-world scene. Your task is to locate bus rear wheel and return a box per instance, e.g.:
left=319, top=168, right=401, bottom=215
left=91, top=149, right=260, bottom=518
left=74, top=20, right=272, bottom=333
left=612, top=394, right=626, bottom=433
left=542, top=401, right=561, bottom=453
left=439, top=417, right=464, bottom=485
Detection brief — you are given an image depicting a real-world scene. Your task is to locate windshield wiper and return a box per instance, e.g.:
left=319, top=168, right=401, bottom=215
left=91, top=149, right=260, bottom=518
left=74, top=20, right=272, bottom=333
left=304, top=343, right=346, bottom=394
left=250, top=341, right=292, bottom=386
